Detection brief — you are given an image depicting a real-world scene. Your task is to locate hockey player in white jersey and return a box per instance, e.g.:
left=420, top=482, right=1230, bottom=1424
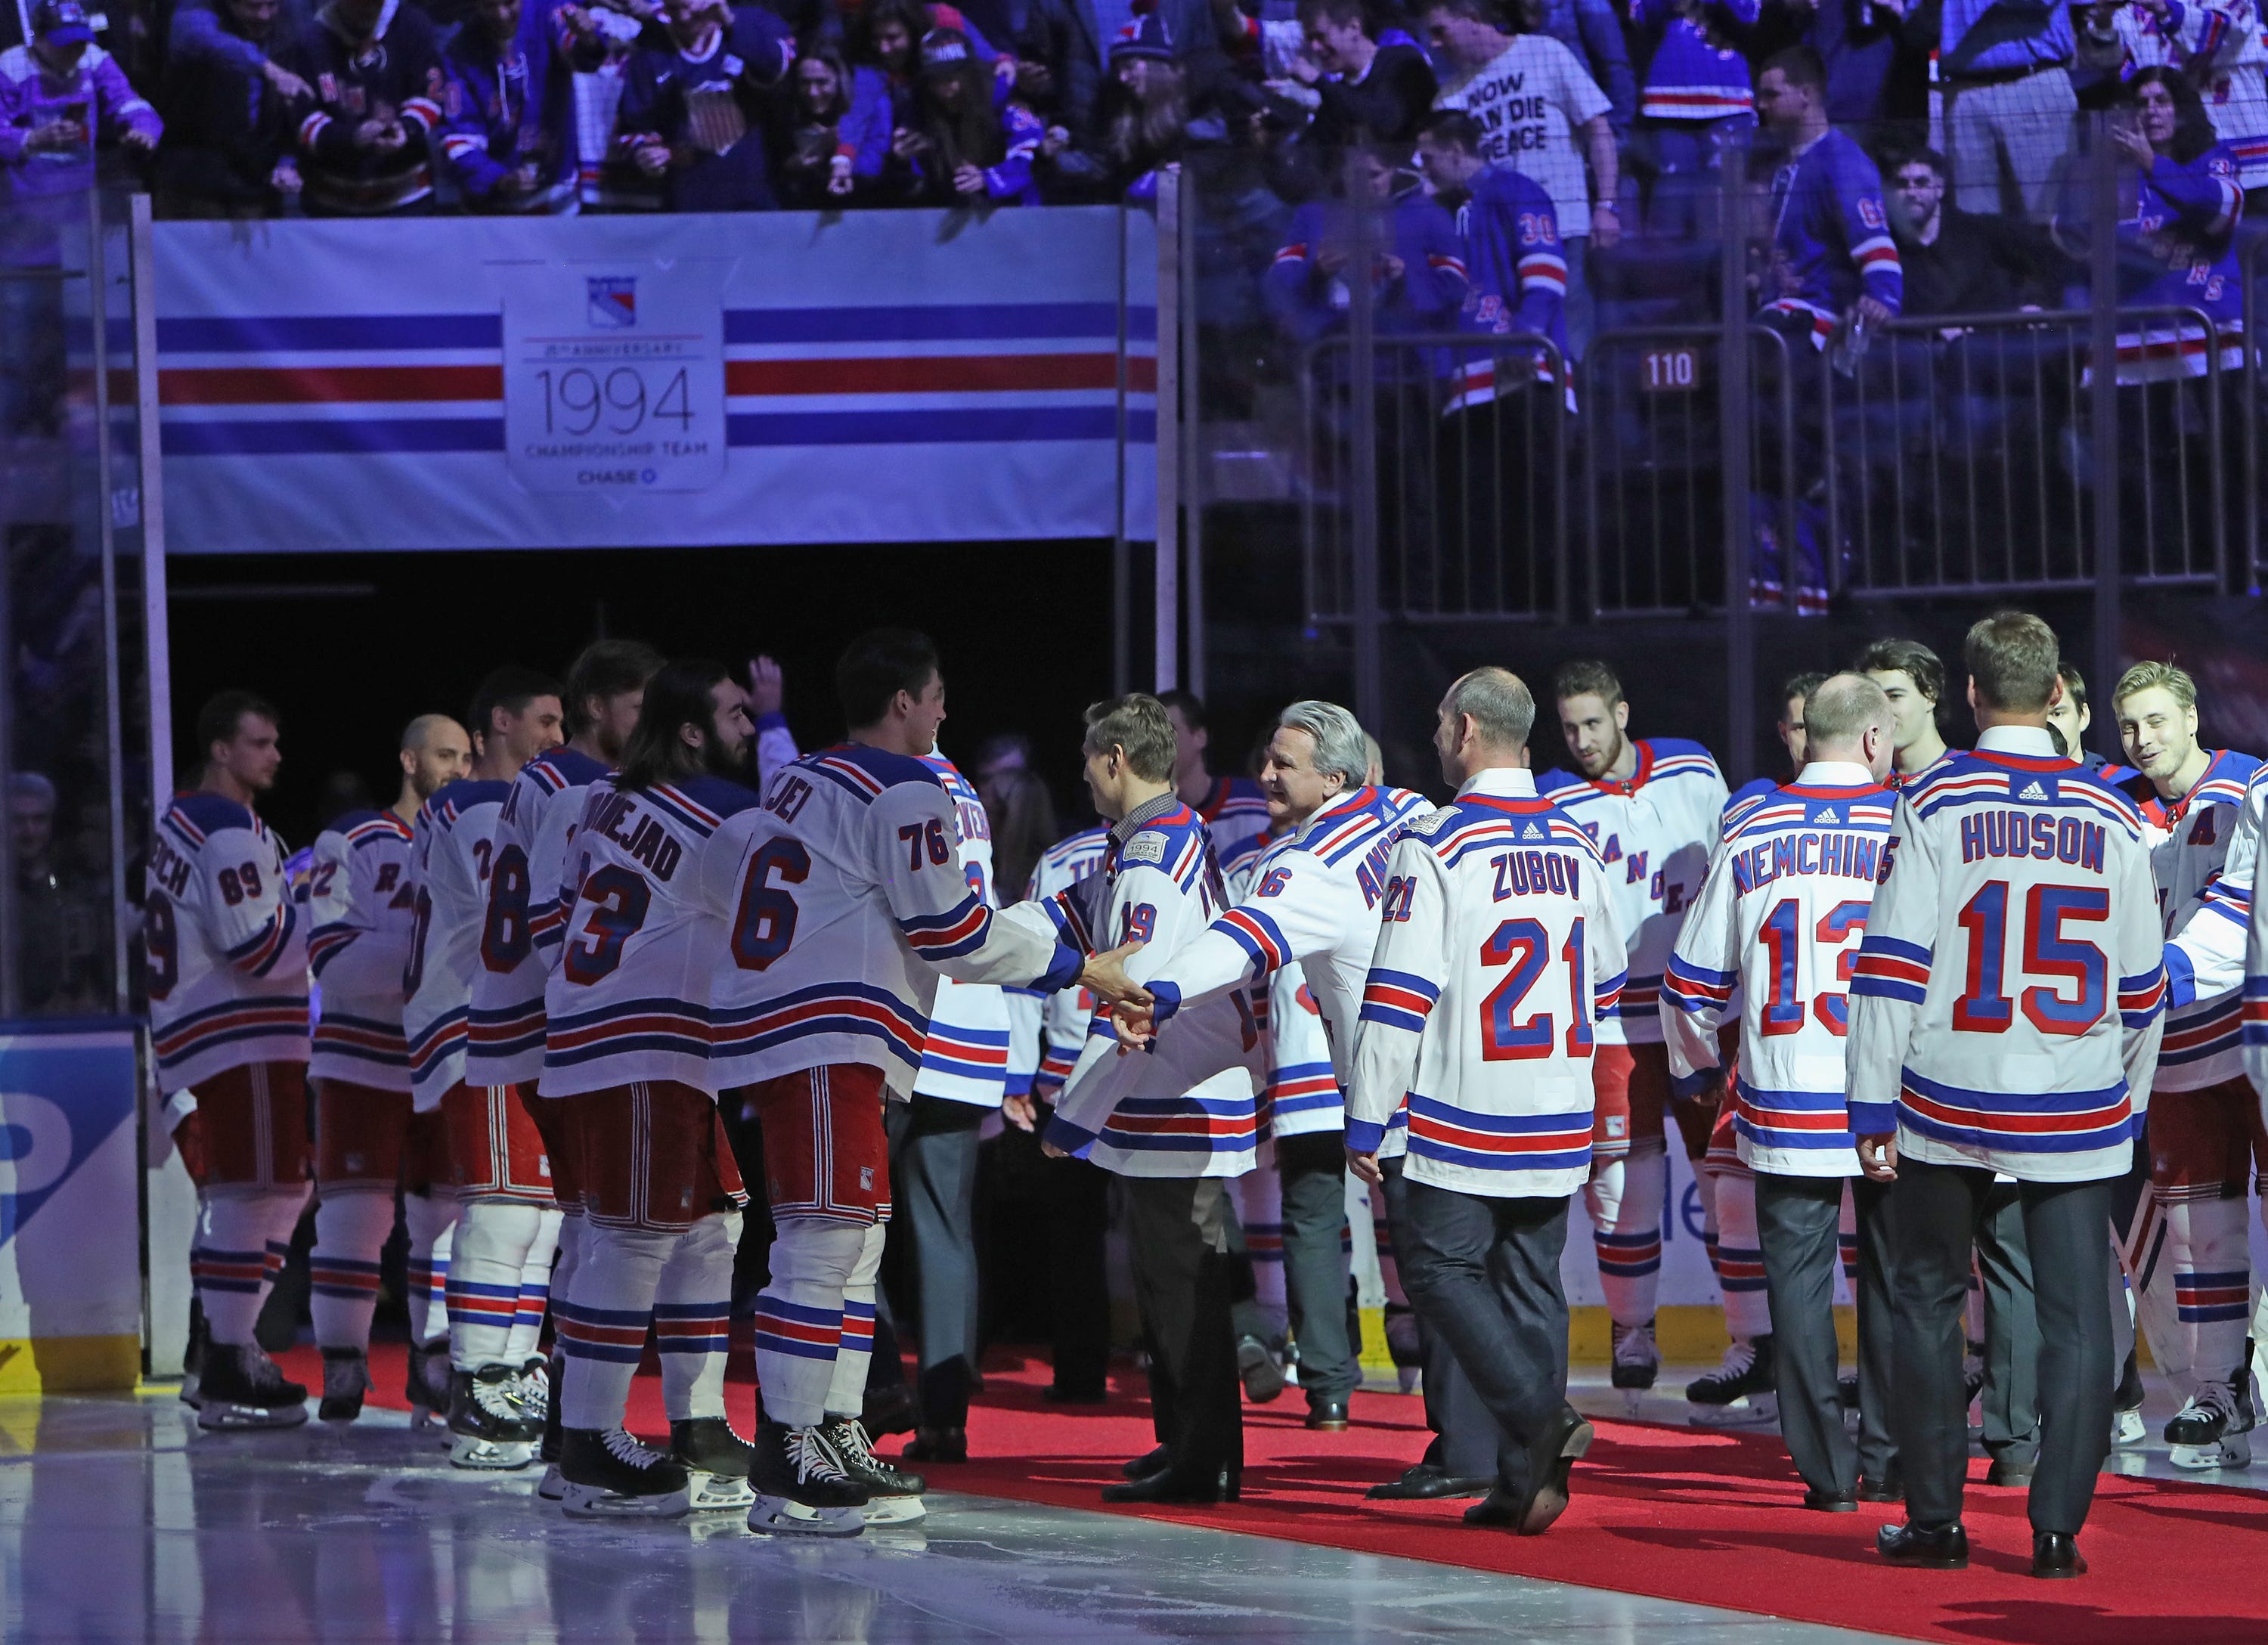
left=465, top=639, right=659, bottom=1490
left=1041, top=692, right=1267, bottom=1503
left=1005, top=822, right=1114, bottom=1403
left=1535, top=661, right=1731, bottom=1403
left=1346, top=667, right=1626, bottom=1536
left=1160, top=689, right=1274, bottom=860
left=703, top=629, right=1096, bottom=1536
left=1098, top=700, right=1426, bottom=1432
left=1857, top=637, right=1960, bottom=788
left=892, top=750, right=1017, bottom=1467
left=1663, top=674, right=1898, bottom=1507
left=1851, top=612, right=2166, bottom=1579
left=2115, top=661, right=2263, bottom=1468
left=305, top=712, right=469, bottom=1421
left=403, top=665, right=564, bottom=1467
left=539, top=661, right=765, bottom=1520
left=148, top=691, right=313, bottom=1430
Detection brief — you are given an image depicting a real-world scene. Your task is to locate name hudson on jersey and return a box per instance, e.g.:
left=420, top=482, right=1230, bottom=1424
left=1730, top=831, right=1883, bottom=897
left=1959, top=813, right=2106, bottom=873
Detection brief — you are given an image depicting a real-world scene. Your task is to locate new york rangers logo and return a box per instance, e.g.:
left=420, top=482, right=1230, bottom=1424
left=587, top=277, right=637, bottom=328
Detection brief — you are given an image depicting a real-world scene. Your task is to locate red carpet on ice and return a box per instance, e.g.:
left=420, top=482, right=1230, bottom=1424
left=292, top=1341, right=2268, bottom=1645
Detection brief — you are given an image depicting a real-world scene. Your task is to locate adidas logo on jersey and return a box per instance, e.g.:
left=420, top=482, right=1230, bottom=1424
left=1814, top=807, right=1839, bottom=824
left=1523, top=822, right=1545, bottom=840
left=2018, top=780, right=2049, bottom=801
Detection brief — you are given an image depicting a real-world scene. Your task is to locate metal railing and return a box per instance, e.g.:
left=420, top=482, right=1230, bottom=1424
left=1579, top=323, right=1800, bottom=619
left=1300, top=330, right=1569, bottom=626
left=1825, top=304, right=2235, bottom=599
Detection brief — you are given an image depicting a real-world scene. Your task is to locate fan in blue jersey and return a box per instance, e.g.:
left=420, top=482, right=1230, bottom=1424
left=1260, top=136, right=1470, bottom=377
left=615, top=0, right=795, bottom=210
left=2053, top=67, right=2245, bottom=386
left=1755, top=45, right=1902, bottom=352
left=1625, top=0, right=1760, bottom=235
left=437, top=0, right=606, bottom=214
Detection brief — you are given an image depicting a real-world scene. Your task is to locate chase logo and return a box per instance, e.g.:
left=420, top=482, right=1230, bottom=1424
left=0, top=1035, right=138, bottom=1250
left=587, top=277, right=637, bottom=328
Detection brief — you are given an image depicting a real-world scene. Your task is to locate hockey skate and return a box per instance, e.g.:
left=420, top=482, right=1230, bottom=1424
left=318, top=1349, right=371, bottom=1422
left=507, top=1356, right=550, bottom=1427
left=2111, top=1349, right=2148, bottom=1448
left=447, top=1364, right=541, bottom=1470
left=537, top=1362, right=566, bottom=1501
left=670, top=1417, right=760, bottom=1510
left=197, top=1343, right=310, bottom=1431
left=821, top=1414, right=928, bottom=1526
left=745, top=1413, right=869, bottom=1538
left=557, top=1427, right=692, bottom=1520
left=405, top=1337, right=451, bottom=1430
left=2166, top=1376, right=2255, bottom=1470
left=1610, top=1320, right=1659, bottom=1392
left=178, top=1300, right=208, bottom=1411
left=1686, top=1334, right=1778, bottom=1427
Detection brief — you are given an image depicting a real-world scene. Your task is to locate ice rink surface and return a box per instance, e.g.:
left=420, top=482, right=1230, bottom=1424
left=0, top=1367, right=2245, bottom=1645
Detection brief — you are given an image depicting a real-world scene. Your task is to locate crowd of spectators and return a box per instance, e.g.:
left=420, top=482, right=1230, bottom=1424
left=0, top=0, right=2256, bottom=234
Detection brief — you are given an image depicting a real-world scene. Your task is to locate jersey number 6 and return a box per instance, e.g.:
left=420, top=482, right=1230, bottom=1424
left=731, top=838, right=811, bottom=971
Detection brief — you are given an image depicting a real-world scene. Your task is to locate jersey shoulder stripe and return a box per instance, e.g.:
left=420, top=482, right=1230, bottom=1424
left=922, top=754, right=981, bottom=806
left=344, top=811, right=414, bottom=847
left=1041, top=826, right=1110, bottom=872
left=526, top=746, right=609, bottom=794
left=425, top=778, right=511, bottom=830
left=798, top=743, right=941, bottom=804
left=637, top=776, right=761, bottom=838
left=164, top=792, right=258, bottom=843
left=1199, top=775, right=1269, bottom=821
left=1217, top=830, right=1274, bottom=881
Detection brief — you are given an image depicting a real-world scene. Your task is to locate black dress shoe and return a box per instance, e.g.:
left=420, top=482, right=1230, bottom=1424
left=1507, top=1406, right=1594, bottom=1537
left=1043, top=1384, right=1109, bottom=1405
left=1985, top=1454, right=2037, bottom=1487
left=1463, top=1486, right=1522, bottom=1526
left=1306, top=1397, right=1351, bottom=1432
left=1101, top=1464, right=1238, bottom=1504
left=1122, top=1444, right=1170, bottom=1479
left=1804, top=1488, right=1859, bottom=1512
left=2031, top=1531, right=2087, bottom=1579
left=1367, top=1464, right=1492, bottom=1501
left=1877, top=1520, right=1969, bottom=1569
left=901, top=1426, right=967, bottom=1464
left=1856, top=1472, right=1903, bottom=1503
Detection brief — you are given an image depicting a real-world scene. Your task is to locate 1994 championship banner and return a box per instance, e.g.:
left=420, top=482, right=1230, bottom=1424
left=153, top=209, right=1158, bottom=551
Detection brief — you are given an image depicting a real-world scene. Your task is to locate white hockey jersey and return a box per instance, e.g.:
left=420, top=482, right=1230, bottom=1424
left=540, top=773, right=761, bottom=1098
left=1846, top=726, right=2168, bottom=1182
left=1194, top=774, right=1273, bottom=860
left=912, top=754, right=1014, bottom=1108
left=145, top=793, right=310, bottom=1094
left=404, top=778, right=510, bottom=1111
left=305, top=807, right=417, bottom=1091
left=1042, top=795, right=1266, bottom=1176
left=1008, top=825, right=1111, bottom=1096
left=1537, top=739, right=1728, bottom=1043
left=1220, top=827, right=1337, bottom=1138
left=2138, top=750, right=2260, bottom=1091
left=466, top=745, right=610, bottom=1086
left=1346, top=767, right=1626, bottom=1197
left=702, top=743, right=1079, bottom=1098
left=1139, top=785, right=1430, bottom=1140
left=1661, top=764, right=1896, bottom=1177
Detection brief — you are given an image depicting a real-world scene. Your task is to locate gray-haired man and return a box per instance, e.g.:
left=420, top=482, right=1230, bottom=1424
left=1101, top=700, right=1428, bottom=1431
